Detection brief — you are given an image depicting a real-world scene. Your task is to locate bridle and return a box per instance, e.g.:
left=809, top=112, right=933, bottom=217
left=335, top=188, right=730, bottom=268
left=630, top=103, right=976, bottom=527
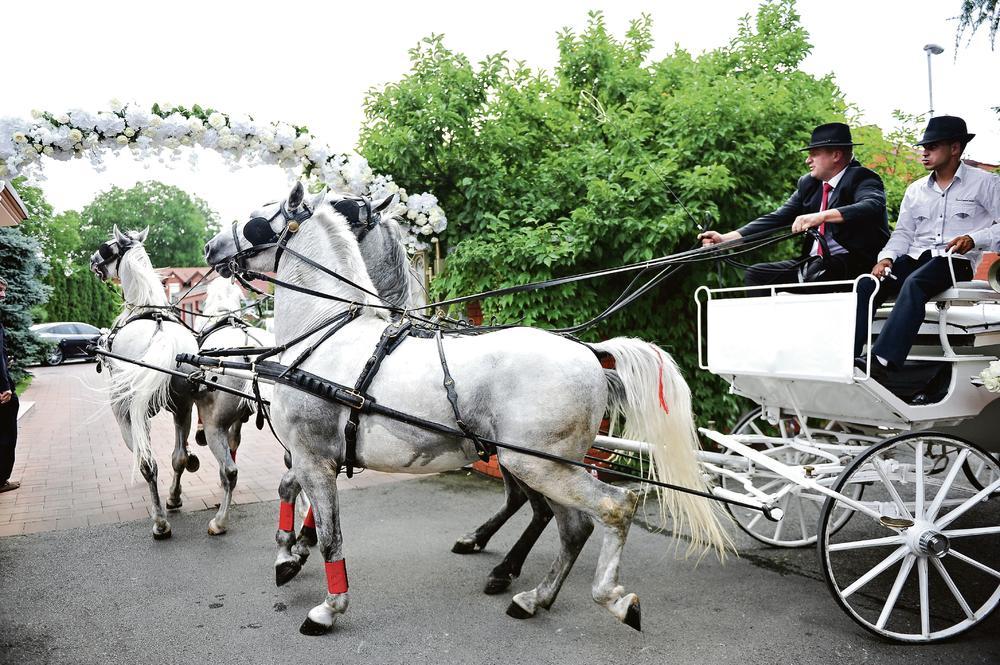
left=93, top=239, right=134, bottom=277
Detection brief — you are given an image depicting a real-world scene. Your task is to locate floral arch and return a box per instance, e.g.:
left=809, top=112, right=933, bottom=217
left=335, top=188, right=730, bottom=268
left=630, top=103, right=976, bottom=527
left=0, top=102, right=446, bottom=252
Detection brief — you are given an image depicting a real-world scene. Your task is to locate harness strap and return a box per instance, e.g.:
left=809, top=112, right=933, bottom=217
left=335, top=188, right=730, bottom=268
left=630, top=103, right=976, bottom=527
left=280, top=308, right=361, bottom=378
left=342, top=320, right=413, bottom=477
left=435, top=331, right=492, bottom=461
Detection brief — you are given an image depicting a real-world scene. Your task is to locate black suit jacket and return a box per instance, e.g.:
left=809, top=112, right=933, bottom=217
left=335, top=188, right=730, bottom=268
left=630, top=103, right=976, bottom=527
left=737, top=160, right=890, bottom=270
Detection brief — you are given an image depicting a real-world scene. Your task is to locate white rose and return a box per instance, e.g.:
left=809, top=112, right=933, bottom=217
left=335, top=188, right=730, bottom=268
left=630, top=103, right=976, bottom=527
left=268, top=142, right=281, bottom=153
left=187, top=117, right=205, bottom=134
left=43, top=146, right=54, bottom=155
left=56, top=113, right=70, bottom=124
left=124, top=127, right=135, bottom=137
left=68, top=128, right=84, bottom=143
left=293, top=135, right=311, bottom=151
left=116, top=135, right=130, bottom=145
left=420, top=223, right=433, bottom=235
left=109, top=98, right=125, bottom=112
left=12, top=132, right=27, bottom=144
left=207, top=112, right=227, bottom=129
left=149, top=115, right=162, bottom=127
left=30, top=109, right=42, bottom=119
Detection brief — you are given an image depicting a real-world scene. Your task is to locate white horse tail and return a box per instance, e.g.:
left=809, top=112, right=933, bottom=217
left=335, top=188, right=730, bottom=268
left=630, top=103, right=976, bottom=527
left=591, top=337, right=732, bottom=558
left=109, top=331, right=181, bottom=481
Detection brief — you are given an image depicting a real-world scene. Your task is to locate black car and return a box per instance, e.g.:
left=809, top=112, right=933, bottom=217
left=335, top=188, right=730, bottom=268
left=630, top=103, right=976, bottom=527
left=30, top=322, right=103, bottom=365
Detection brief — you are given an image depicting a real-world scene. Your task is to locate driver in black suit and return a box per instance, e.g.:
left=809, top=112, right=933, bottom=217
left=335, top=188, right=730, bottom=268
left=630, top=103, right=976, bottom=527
left=699, top=122, right=889, bottom=286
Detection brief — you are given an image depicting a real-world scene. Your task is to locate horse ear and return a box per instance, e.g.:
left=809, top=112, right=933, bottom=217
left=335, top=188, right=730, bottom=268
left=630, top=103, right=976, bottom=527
left=372, top=194, right=394, bottom=213
left=287, top=182, right=305, bottom=210
left=138, top=226, right=150, bottom=243
left=113, top=224, right=127, bottom=245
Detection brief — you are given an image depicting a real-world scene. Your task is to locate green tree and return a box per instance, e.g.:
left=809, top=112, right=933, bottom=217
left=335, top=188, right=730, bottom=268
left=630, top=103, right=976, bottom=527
left=360, top=1, right=846, bottom=425
left=956, top=0, right=999, bottom=49
left=79, top=181, right=220, bottom=268
left=0, top=226, right=50, bottom=380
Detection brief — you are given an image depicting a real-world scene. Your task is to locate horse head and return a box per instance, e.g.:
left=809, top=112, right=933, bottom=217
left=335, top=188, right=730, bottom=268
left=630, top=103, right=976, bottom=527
left=91, top=225, right=149, bottom=281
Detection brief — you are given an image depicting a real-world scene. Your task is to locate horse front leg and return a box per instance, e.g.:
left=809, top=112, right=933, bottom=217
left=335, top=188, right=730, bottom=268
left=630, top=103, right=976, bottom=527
left=166, top=404, right=195, bottom=510
left=275, top=466, right=305, bottom=586
left=297, top=463, right=348, bottom=636
left=452, top=464, right=529, bottom=554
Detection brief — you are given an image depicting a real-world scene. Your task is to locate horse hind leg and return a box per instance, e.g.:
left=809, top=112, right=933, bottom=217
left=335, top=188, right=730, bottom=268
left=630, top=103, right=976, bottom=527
left=202, top=422, right=237, bottom=535
left=485, top=475, right=553, bottom=595
left=116, top=411, right=171, bottom=539
left=166, top=404, right=194, bottom=510
left=453, top=464, right=530, bottom=555
left=506, top=501, right=593, bottom=618
left=506, top=458, right=641, bottom=630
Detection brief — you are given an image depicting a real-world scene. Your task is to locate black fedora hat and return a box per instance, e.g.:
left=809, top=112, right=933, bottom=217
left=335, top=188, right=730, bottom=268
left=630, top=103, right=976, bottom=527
left=916, top=115, right=975, bottom=146
left=800, top=122, right=861, bottom=151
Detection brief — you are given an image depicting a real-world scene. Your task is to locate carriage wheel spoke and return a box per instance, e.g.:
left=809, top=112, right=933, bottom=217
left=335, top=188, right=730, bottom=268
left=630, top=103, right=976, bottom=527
left=948, top=548, right=1000, bottom=579
left=841, top=545, right=908, bottom=598
left=918, top=557, right=930, bottom=638
left=772, top=494, right=791, bottom=541
left=745, top=512, right=763, bottom=531
left=876, top=554, right=915, bottom=630
left=941, top=526, right=1000, bottom=539
left=926, top=449, right=969, bottom=522
left=827, top=534, right=905, bottom=552
left=930, top=557, right=976, bottom=620
left=936, top=477, right=1000, bottom=529
left=914, top=441, right=925, bottom=518
left=795, top=493, right=809, bottom=540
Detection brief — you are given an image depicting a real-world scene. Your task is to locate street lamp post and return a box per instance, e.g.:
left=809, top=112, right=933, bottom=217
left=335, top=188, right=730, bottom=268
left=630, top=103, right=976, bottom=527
left=923, top=43, right=944, bottom=117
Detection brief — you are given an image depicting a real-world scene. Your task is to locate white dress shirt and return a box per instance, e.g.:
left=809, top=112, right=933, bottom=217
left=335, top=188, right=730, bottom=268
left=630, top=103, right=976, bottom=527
left=878, top=162, right=1000, bottom=268
left=809, top=165, right=849, bottom=257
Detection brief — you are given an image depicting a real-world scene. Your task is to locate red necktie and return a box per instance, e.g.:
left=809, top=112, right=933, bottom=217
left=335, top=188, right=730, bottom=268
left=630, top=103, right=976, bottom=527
left=817, top=182, right=832, bottom=256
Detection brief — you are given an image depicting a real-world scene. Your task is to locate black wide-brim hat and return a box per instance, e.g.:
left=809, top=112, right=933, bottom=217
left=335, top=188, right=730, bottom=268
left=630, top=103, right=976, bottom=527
left=916, top=115, right=975, bottom=146
left=800, top=122, right=862, bottom=151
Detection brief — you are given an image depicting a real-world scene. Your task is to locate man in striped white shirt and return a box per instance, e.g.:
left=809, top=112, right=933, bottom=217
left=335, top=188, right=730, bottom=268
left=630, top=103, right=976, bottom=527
left=866, top=116, right=1000, bottom=372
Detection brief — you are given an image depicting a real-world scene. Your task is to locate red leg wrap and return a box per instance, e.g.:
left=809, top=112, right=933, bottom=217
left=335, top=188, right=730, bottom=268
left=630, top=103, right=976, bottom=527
left=325, top=559, right=348, bottom=594
left=303, top=507, right=315, bottom=528
left=278, top=501, right=295, bottom=532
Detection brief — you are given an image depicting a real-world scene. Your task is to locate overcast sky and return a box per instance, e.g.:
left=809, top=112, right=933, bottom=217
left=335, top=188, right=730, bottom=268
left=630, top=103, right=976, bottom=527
left=2, top=0, right=997, bottom=225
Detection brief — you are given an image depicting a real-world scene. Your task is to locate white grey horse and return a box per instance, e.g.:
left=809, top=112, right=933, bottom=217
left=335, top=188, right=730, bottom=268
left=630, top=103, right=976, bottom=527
left=90, top=226, right=202, bottom=539
left=205, top=184, right=729, bottom=634
left=195, top=276, right=275, bottom=534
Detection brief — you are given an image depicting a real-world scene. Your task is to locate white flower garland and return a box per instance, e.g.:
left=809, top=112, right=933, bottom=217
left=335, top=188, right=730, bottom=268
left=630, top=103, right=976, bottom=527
left=979, top=361, right=1000, bottom=392
left=0, top=101, right=447, bottom=251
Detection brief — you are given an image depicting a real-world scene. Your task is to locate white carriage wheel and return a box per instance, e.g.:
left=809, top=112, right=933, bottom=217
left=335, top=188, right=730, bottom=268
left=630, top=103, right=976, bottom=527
left=962, top=452, right=1000, bottom=499
left=818, top=433, right=1000, bottom=643
left=719, top=407, right=863, bottom=548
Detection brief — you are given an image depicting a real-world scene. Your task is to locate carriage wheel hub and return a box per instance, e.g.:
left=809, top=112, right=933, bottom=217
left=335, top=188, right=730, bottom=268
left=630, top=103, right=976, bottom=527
left=916, top=530, right=950, bottom=558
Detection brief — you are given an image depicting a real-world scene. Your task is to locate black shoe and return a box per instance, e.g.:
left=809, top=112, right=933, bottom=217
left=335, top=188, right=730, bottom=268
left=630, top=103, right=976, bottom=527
left=855, top=356, right=890, bottom=381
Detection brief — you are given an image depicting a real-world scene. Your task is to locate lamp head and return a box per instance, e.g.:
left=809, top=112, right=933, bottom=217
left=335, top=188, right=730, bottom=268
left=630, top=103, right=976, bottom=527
left=924, top=43, right=944, bottom=55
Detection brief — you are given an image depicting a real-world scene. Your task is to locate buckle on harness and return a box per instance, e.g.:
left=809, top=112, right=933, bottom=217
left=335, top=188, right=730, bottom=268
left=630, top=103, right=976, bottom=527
left=340, top=389, right=367, bottom=411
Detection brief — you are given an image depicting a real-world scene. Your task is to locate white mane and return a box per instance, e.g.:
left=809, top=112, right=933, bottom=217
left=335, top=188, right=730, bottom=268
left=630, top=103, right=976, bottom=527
left=199, top=277, right=244, bottom=331
left=114, top=237, right=169, bottom=325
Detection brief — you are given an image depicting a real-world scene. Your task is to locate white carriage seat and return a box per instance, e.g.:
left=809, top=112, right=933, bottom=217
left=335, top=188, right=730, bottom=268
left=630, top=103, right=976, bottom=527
left=927, top=280, right=1000, bottom=305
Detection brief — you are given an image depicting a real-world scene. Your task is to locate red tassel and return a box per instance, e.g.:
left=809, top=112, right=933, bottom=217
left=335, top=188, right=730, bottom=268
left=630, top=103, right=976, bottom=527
left=278, top=501, right=295, bottom=532
left=303, top=507, right=316, bottom=528
left=325, top=559, right=348, bottom=594
left=654, top=349, right=670, bottom=415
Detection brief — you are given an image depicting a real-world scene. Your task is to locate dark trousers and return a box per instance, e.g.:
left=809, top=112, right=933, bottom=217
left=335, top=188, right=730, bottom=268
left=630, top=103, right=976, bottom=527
left=0, top=393, right=19, bottom=483
left=864, top=253, right=974, bottom=367
left=745, top=252, right=870, bottom=288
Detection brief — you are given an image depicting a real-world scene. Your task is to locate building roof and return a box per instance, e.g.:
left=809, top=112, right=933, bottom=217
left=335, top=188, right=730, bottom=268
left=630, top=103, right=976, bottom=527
left=0, top=180, right=29, bottom=227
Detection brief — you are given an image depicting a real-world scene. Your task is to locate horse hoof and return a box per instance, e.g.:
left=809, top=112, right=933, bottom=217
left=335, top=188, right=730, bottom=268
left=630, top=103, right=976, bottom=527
left=166, top=497, right=182, bottom=510
left=451, top=538, right=479, bottom=554
left=275, top=560, right=302, bottom=586
left=186, top=454, right=200, bottom=473
left=195, top=429, right=207, bottom=446
left=208, top=519, right=227, bottom=536
left=298, top=526, right=317, bottom=547
left=484, top=575, right=512, bottom=595
left=623, top=599, right=641, bottom=632
left=505, top=600, right=534, bottom=620
left=299, top=617, right=332, bottom=636
left=152, top=525, right=172, bottom=541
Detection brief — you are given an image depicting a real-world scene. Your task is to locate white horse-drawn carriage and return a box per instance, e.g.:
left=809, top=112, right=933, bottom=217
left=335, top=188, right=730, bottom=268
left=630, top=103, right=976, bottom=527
left=631, top=273, right=999, bottom=643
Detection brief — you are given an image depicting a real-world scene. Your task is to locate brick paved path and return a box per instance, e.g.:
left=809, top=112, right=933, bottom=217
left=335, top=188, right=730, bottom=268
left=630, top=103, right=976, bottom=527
left=0, top=361, right=411, bottom=536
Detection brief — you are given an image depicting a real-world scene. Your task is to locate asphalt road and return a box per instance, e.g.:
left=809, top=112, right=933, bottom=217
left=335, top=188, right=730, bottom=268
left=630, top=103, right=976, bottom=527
left=1, top=471, right=998, bottom=665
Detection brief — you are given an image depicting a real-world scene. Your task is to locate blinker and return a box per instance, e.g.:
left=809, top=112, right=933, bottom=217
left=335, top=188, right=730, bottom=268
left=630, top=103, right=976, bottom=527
left=244, top=217, right=278, bottom=245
